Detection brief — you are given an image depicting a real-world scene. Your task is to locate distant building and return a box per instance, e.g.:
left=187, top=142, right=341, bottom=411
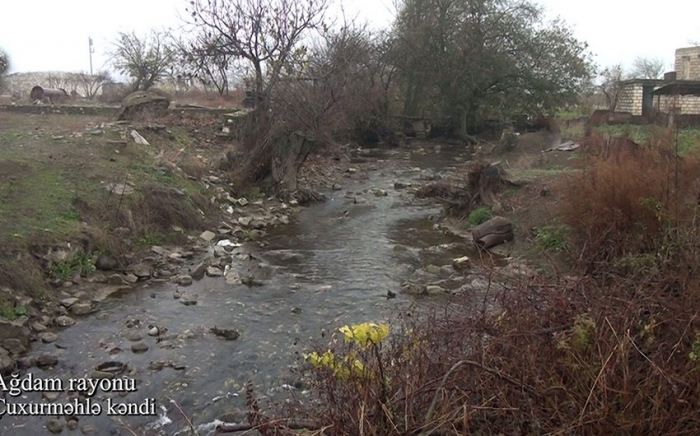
left=617, top=46, right=700, bottom=116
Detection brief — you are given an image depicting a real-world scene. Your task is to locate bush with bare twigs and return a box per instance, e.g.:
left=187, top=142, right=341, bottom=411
left=562, top=129, right=700, bottom=272
left=281, top=127, right=700, bottom=435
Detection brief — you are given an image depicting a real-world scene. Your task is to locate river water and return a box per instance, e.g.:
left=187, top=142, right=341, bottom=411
left=0, top=144, right=474, bottom=435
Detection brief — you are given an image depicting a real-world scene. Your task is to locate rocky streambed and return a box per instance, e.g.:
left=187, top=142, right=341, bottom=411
left=0, top=143, right=527, bottom=435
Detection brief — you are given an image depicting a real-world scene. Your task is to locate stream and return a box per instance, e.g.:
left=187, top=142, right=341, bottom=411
left=0, top=143, right=475, bottom=435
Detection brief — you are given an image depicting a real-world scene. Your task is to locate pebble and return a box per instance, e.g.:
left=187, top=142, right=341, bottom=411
left=40, top=332, right=58, bottom=344
left=131, top=342, right=149, bottom=354
left=45, top=418, right=64, bottom=434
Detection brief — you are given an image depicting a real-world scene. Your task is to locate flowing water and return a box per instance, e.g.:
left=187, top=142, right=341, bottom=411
left=0, top=144, right=474, bottom=435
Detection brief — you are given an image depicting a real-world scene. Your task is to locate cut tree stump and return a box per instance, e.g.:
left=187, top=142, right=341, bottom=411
left=472, top=216, right=514, bottom=250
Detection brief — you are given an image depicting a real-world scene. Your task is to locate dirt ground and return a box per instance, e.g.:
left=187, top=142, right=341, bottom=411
left=463, top=131, right=583, bottom=273
left=0, top=111, right=229, bottom=248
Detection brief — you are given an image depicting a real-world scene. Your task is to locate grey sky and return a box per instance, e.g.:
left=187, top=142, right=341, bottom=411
left=0, top=0, right=698, bottom=76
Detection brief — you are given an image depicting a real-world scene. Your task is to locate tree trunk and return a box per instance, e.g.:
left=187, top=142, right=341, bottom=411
left=456, top=106, right=468, bottom=141
left=270, top=133, right=316, bottom=192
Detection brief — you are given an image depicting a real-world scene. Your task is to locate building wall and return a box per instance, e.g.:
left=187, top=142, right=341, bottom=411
left=616, top=83, right=643, bottom=115
left=658, top=95, right=700, bottom=115
left=675, top=47, right=700, bottom=80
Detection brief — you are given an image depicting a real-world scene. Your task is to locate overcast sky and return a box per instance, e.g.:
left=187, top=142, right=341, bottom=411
left=0, top=0, right=698, bottom=76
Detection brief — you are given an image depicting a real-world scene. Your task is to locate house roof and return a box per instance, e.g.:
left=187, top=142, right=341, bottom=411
left=652, top=81, right=700, bottom=96
left=620, top=78, right=666, bottom=86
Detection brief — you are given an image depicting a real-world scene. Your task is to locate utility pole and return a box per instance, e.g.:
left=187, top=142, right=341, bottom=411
left=89, top=37, right=94, bottom=75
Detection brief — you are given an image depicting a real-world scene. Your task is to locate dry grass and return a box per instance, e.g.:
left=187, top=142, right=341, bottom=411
left=562, top=129, right=700, bottom=268
left=0, top=252, right=45, bottom=296
left=295, top=126, right=700, bottom=435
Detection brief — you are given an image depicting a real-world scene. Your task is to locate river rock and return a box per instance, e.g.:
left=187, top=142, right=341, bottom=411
left=452, top=256, right=470, bottom=271
left=40, top=332, right=58, bottom=343
left=191, top=262, right=207, bottom=280
left=425, top=285, right=446, bottom=295
left=394, top=182, right=408, bottom=190
left=332, top=183, right=342, bottom=190
left=124, top=273, right=139, bottom=284
left=131, top=342, right=149, bottom=353
left=43, top=391, right=60, bottom=402
left=36, top=353, right=59, bottom=369
left=210, top=326, right=240, bottom=340
left=60, top=298, right=78, bottom=308
left=401, top=282, right=426, bottom=296
left=238, top=217, right=252, bottom=227
left=251, top=220, right=266, bottom=230
left=175, top=275, right=193, bottom=286
left=180, top=297, right=197, bottom=306
left=81, top=424, right=97, bottom=434
left=425, top=265, right=442, bottom=275
left=131, top=263, right=152, bottom=278
left=106, top=274, right=127, bottom=285
left=151, top=246, right=168, bottom=256
left=93, top=286, right=128, bottom=302
left=0, top=354, right=15, bottom=375
left=67, top=418, right=78, bottom=431
left=214, top=246, right=228, bottom=257
left=206, top=266, right=223, bottom=277
left=125, top=331, right=143, bottom=342
left=225, top=271, right=241, bottom=285
left=3, top=338, right=26, bottom=354
left=200, top=230, right=217, bottom=242
left=55, top=315, right=76, bottom=327
left=45, top=418, right=64, bottom=434
left=32, top=322, right=48, bottom=333
left=375, top=189, right=388, bottom=197
left=0, top=318, right=30, bottom=348
left=95, top=254, right=119, bottom=271
left=149, top=360, right=166, bottom=371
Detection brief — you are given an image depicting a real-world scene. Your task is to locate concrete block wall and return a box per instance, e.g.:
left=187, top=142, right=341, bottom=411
left=616, top=83, right=643, bottom=115
left=675, top=47, right=700, bottom=80
left=659, top=95, right=700, bottom=115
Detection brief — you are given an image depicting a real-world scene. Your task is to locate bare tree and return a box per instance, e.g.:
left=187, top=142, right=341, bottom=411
left=631, top=56, right=666, bottom=79
left=186, top=0, right=330, bottom=108
left=110, top=30, right=174, bottom=92
left=171, top=31, right=235, bottom=96
left=77, top=71, right=112, bottom=100
left=0, top=49, right=9, bottom=91
left=599, top=64, right=627, bottom=111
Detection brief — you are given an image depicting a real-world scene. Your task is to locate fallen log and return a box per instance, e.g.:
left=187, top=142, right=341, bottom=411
left=472, top=216, right=514, bottom=250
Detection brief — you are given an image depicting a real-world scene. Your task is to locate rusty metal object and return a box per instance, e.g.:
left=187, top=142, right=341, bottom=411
left=29, top=85, right=70, bottom=104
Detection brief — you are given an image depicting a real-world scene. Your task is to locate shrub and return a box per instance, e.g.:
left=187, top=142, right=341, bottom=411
left=560, top=128, right=700, bottom=269
left=467, top=206, right=492, bottom=227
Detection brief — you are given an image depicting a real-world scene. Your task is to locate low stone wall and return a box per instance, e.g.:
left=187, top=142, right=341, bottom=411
left=0, top=104, right=247, bottom=121
left=0, top=104, right=120, bottom=116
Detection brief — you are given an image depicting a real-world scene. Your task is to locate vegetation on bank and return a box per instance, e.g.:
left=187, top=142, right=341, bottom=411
left=261, top=127, right=700, bottom=435
left=0, top=112, right=216, bottom=298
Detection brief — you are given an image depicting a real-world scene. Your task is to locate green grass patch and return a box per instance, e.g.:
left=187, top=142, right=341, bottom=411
left=137, top=232, right=165, bottom=247
left=468, top=206, right=492, bottom=227
left=0, top=167, right=82, bottom=241
left=0, top=302, right=26, bottom=321
left=533, top=225, right=568, bottom=253
left=47, top=251, right=97, bottom=281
